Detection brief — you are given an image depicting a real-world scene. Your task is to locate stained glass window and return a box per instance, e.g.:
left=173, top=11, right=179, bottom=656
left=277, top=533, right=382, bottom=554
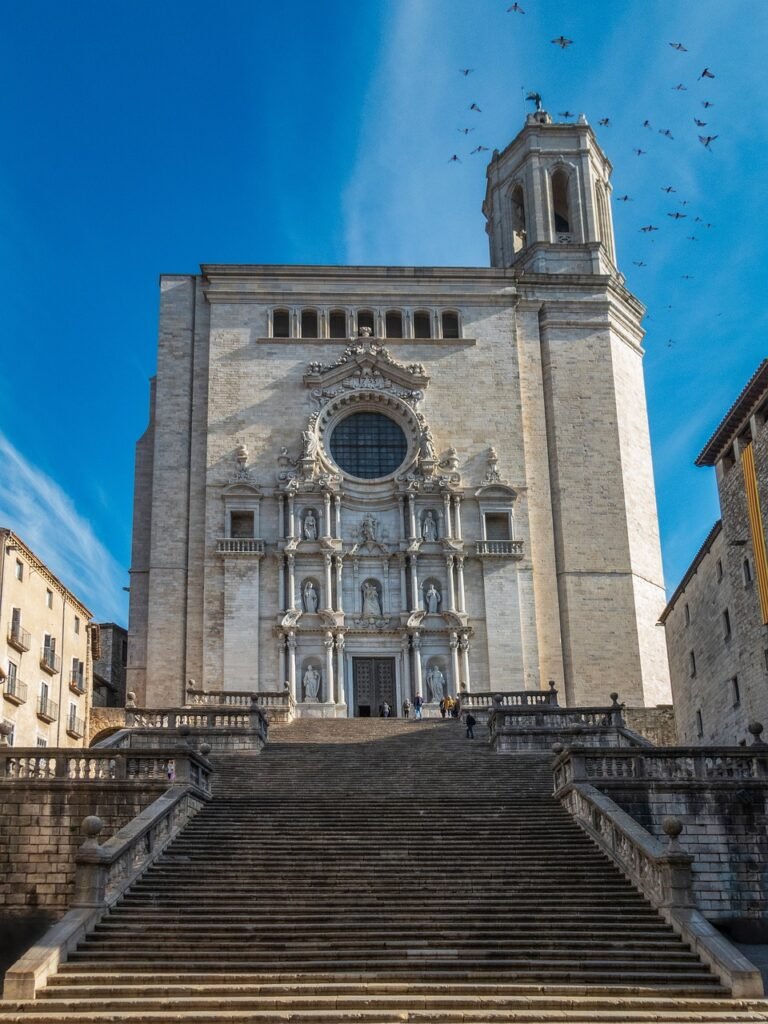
left=329, top=412, right=407, bottom=479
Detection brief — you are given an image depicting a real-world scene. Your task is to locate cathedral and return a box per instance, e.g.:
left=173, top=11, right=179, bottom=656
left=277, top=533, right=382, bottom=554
left=128, top=108, right=671, bottom=716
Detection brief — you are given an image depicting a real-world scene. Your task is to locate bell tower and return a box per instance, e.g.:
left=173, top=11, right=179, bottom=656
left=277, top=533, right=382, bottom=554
left=483, top=108, right=617, bottom=274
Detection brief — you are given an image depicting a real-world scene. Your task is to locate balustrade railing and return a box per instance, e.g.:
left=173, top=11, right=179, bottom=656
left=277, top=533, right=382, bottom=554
left=216, top=538, right=265, bottom=555
left=0, top=748, right=211, bottom=792
left=475, top=540, right=524, bottom=558
left=558, top=747, right=768, bottom=785
left=126, top=707, right=267, bottom=736
left=460, top=688, right=557, bottom=709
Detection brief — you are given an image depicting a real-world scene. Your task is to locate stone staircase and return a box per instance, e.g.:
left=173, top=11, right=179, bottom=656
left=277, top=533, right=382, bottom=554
left=4, top=717, right=768, bottom=1022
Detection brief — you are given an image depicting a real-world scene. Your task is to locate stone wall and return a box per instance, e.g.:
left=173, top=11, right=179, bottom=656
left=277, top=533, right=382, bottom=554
left=88, top=706, right=127, bottom=745
left=0, top=781, right=166, bottom=913
left=624, top=705, right=677, bottom=746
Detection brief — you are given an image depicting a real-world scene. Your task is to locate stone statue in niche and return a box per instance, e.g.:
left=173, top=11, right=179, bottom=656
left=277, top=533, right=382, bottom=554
left=361, top=513, right=378, bottom=542
left=303, top=664, right=321, bottom=702
left=426, top=665, right=446, bottom=702
left=303, top=581, right=318, bottom=614
left=422, top=511, right=438, bottom=542
left=362, top=581, right=382, bottom=618
left=303, top=510, right=317, bottom=540
left=424, top=583, right=441, bottom=614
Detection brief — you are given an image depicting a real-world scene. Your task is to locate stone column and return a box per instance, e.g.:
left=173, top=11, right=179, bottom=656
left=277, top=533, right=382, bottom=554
left=382, top=559, right=391, bottom=614
left=407, top=494, right=417, bottom=540
left=412, top=633, right=423, bottom=699
left=277, top=635, right=286, bottom=689
left=334, top=556, right=344, bottom=613
left=398, top=494, right=406, bottom=540
left=410, top=554, right=419, bottom=612
left=450, top=632, right=460, bottom=698
left=334, top=495, right=341, bottom=538
left=453, top=496, right=463, bottom=541
left=278, top=555, right=286, bottom=612
left=456, top=555, right=466, bottom=613
left=443, top=493, right=452, bottom=540
left=277, top=495, right=285, bottom=539
left=287, top=633, right=297, bottom=700
left=324, top=632, right=335, bottom=704
left=323, top=492, right=332, bottom=538
left=399, top=556, right=408, bottom=613
left=287, top=554, right=296, bottom=611
left=401, top=634, right=411, bottom=702
left=460, top=633, right=471, bottom=693
left=287, top=494, right=296, bottom=539
left=335, top=634, right=346, bottom=705
left=324, top=554, right=333, bottom=611
left=446, top=555, right=457, bottom=612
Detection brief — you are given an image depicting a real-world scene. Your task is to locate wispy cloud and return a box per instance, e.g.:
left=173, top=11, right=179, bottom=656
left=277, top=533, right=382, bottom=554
left=0, top=432, right=127, bottom=623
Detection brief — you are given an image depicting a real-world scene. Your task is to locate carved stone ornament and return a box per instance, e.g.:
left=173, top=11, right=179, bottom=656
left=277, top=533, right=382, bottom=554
left=230, top=442, right=251, bottom=482
left=482, top=446, right=507, bottom=485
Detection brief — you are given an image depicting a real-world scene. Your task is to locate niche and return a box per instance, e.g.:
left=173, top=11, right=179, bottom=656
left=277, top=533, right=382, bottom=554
left=424, top=657, right=449, bottom=703
left=551, top=169, right=571, bottom=234
left=421, top=509, right=439, bottom=542
left=300, top=658, right=322, bottom=702
left=361, top=578, right=382, bottom=617
left=422, top=579, right=442, bottom=615
left=301, top=578, right=321, bottom=614
left=302, top=508, right=319, bottom=541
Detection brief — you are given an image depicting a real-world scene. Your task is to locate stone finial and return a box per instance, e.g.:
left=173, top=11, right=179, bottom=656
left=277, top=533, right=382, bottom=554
left=0, top=722, right=12, bottom=746
left=609, top=692, right=620, bottom=706
left=81, top=815, right=105, bottom=851
left=199, top=742, right=212, bottom=758
left=492, top=694, right=503, bottom=707
left=125, top=691, right=137, bottom=709
left=551, top=742, right=564, bottom=754
left=662, top=815, right=684, bottom=852
left=748, top=721, right=765, bottom=746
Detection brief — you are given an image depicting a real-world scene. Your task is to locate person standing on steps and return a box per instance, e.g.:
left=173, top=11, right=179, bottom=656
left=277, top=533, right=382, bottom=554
left=382, top=701, right=391, bottom=718
left=402, top=698, right=411, bottom=718
left=413, top=693, right=424, bottom=720
left=465, top=712, right=476, bottom=740
left=439, top=697, right=447, bottom=719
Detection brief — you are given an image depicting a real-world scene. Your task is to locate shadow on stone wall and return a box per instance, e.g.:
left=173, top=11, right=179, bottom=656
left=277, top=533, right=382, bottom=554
left=0, top=910, right=57, bottom=984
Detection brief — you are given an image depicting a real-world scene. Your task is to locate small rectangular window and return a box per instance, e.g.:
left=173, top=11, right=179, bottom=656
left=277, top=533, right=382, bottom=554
left=744, top=559, right=753, bottom=585
left=696, top=709, right=704, bottom=738
left=329, top=310, right=347, bottom=339
left=413, top=311, right=432, bottom=339
left=357, top=310, right=375, bottom=333
left=731, top=676, right=741, bottom=706
left=7, top=661, right=17, bottom=684
left=45, top=589, right=53, bottom=609
left=36, top=736, right=47, bottom=748
left=441, top=311, right=460, bottom=339
left=689, top=651, right=696, bottom=677
left=301, top=309, right=318, bottom=338
left=15, top=560, right=23, bottom=581
left=684, top=603, right=690, bottom=626
left=716, top=559, right=723, bottom=582
left=121, top=640, right=128, bottom=665
left=74, top=615, right=80, bottom=635
left=230, top=511, right=254, bottom=539
left=723, top=608, right=732, bottom=641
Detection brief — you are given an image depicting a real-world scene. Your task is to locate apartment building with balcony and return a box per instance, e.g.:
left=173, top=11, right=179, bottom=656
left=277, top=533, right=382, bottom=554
left=0, top=528, right=92, bottom=747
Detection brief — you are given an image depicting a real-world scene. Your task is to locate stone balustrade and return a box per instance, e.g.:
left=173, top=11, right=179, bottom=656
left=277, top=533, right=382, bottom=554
left=185, top=686, right=295, bottom=723
left=215, top=537, right=265, bottom=555
left=489, top=695, right=644, bottom=753
left=0, top=747, right=211, bottom=791
left=559, top=747, right=768, bottom=786
left=459, top=684, right=558, bottom=710
left=474, top=539, right=524, bottom=558
left=555, top=770, right=763, bottom=997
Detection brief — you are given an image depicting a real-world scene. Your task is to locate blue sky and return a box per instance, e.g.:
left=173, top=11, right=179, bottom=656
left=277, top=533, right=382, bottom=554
left=0, top=0, right=765, bottom=624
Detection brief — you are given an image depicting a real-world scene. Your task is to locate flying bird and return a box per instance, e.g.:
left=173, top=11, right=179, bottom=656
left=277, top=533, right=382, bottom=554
left=681, top=274, right=694, bottom=280
left=598, top=117, right=611, bottom=126
left=640, top=225, right=658, bottom=232
left=633, top=261, right=647, bottom=267
left=659, top=128, right=674, bottom=139
left=672, top=83, right=687, bottom=91
left=699, top=134, right=718, bottom=148
left=457, top=127, right=475, bottom=134
left=459, top=68, right=474, bottom=77
left=642, top=120, right=652, bottom=129
left=633, top=148, right=647, bottom=156
left=667, top=339, right=676, bottom=348
left=469, top=103, right=482, bottom=112
left=678, top=199, right=690, bottom=206
left=686, top=235, right=698, bottom=241
left=470, top=145, right=490, bottom=154
left=699, top=68, right=715, bottom=79
left=670, top=42, right=688, bottom=51
left=449, top=154, right=461, bottom=163
left=558, top=111, right=575, bottom=118
left=661, top=186, right=676, bottom=193
left=694, top=118, right=707, bottom=126
left=507, top=2, right=525, bottom=11
left=551, top=36, right=573, bottom=48
left=668, top=212, right=687, bottom=219
left=702, top=100, right=715, bottom=108
left=616, top=194, right=633, bottom=202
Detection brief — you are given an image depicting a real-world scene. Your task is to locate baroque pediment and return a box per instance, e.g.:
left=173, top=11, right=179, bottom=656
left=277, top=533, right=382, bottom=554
left=304, top=341, right=429, bottom=408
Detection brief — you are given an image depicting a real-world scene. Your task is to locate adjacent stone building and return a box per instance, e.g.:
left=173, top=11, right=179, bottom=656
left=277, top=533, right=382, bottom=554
left=0, top=529, right=92, bottom=747
left=662, top=360, right=768, bottom=744
left=92, top=622, right=128, bottom=708
left=129, top=109, right=672, bottom=716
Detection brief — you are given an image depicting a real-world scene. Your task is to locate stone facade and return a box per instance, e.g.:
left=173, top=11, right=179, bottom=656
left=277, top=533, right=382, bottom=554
left=129, top=112, right=671, bottom=715
left=662, top=362, right=768, bottom=745
left=0, top=530, right=92, bottom=749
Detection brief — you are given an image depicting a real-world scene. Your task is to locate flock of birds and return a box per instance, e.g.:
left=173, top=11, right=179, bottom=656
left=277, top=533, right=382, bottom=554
left=447, top=6, right=722, bottom=350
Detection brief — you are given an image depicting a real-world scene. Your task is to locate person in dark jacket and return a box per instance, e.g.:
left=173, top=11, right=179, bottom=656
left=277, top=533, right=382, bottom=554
left=465, top=713, right=476, bottom=739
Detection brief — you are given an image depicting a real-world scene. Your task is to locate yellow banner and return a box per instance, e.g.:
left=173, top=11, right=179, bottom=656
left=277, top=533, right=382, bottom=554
left=742, top=443, right=768, bottom=624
